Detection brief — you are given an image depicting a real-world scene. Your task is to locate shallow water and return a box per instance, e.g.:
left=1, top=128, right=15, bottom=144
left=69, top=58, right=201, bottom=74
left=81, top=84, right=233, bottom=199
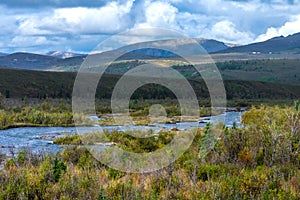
left=0, top=112, right=242, bottom=155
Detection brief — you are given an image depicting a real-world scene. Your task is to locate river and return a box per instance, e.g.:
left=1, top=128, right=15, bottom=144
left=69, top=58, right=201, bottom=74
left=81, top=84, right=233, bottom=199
left=0, top=112, right=242, bottom=155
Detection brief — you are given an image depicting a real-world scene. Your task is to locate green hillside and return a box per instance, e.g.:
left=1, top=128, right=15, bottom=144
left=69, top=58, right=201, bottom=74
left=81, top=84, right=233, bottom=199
left=171, top=59, right=300, bottom=85
left=0, top=67, right=299, bottom=103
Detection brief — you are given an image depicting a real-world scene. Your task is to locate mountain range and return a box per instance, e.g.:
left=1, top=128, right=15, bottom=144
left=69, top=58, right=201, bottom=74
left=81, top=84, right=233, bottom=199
left=1, top=32, right=300, bottom=71
left=115, top=38, right=231, bottom=57
left=219, top=33, right=300, bottom=54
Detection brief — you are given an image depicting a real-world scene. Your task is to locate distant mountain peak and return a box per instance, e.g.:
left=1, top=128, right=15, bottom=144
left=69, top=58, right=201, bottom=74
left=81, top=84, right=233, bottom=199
left=46, top=51, right=85, bottom=59
left=224, top=43, right=240, bottom=48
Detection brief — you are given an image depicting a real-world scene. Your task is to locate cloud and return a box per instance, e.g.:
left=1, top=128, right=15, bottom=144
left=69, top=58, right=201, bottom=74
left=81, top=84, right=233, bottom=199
left=0, top=6, right=22, bottom=35
left=132, top=0, right=256, bottom=44
left=10, top=36, right=50, bottom=47
left=1, top=0, right=300, bottom=53
left=203, top=20, right=254, bottom=44
left=255, top=14, right=300, bottom=42
left=229, top=0, right=296, bottom=5
left=16, top=1, right=134, bottom=36
left=0, top=0, right=107, bottom=8
left=134, top=1, right=179, bottom=29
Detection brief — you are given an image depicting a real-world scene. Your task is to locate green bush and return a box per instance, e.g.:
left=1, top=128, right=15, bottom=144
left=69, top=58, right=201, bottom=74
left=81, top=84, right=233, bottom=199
left=53, top=157, right=67, bottom=182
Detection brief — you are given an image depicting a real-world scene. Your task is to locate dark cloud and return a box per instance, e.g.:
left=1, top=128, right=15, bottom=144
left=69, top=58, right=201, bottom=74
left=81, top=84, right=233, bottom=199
left=0, top=0, right=107, bottom=8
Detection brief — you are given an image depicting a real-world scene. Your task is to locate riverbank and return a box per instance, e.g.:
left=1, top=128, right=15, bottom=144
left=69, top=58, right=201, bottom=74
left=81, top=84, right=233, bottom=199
left=0, top=123, right=75, bottom=131
left=0, top=105, right=299, bottom=199
left=0, top=112, right=243, bottom=156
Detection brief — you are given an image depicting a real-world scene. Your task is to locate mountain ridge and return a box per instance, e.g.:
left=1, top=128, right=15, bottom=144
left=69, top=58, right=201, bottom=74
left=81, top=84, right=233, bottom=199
left=1, top=33, right=300, bottom=71
left=217, top=32, right=300, bottom=53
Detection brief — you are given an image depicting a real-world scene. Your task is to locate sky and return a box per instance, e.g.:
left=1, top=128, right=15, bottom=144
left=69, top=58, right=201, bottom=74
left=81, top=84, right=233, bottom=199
left=1, top=0, right=300, bottom=54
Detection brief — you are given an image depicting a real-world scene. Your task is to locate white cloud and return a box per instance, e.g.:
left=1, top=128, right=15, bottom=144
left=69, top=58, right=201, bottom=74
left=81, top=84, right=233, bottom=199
left=255, top=15, right=300, bottom=42
left=134, top=1, right=178, bottom=29
left=16, top=16, right=53, bottom=35
left=203, top=20, right=254, bottom=44
left=132, top=0, right=273, bottom=44
left=231, top=1, right=262, bottom=12
left=11, top=36, right=50, bottom=47
left=16, top=1, right=134, bottom=36
left=176, top=12, right=209, bottom=37
left=0, top=6, right=24, bottom=35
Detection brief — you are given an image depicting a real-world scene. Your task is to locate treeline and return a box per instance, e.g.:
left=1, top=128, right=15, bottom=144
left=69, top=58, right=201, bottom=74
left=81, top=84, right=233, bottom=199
left=1, top=68, right=299, bottom=101
left=173, top=59, right=300, bottom=85
left=0, top=104, right=299, bottom=199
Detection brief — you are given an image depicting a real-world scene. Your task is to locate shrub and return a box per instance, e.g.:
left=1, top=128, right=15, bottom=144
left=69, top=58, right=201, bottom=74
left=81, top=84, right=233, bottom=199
left=53, top=157, right=67, bottom=182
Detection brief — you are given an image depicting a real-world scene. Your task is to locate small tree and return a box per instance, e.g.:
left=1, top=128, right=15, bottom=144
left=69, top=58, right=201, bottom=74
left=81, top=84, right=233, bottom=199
left=0, top=92, right=3, bottom=108
left=242, top=103, right=300, bottom=167
left=5, top=90, right=10, bottom=98
left=285, top=100, right=300, bottom=162
left=53, top=157, right=67, bottom=182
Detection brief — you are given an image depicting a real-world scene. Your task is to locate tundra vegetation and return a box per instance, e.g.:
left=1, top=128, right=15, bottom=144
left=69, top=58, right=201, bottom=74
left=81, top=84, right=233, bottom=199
left=0, top=99, right=215, bottom=129
left=0, top=103, right=299, bottom=199
left=0, top=102, right=75, bottom=130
